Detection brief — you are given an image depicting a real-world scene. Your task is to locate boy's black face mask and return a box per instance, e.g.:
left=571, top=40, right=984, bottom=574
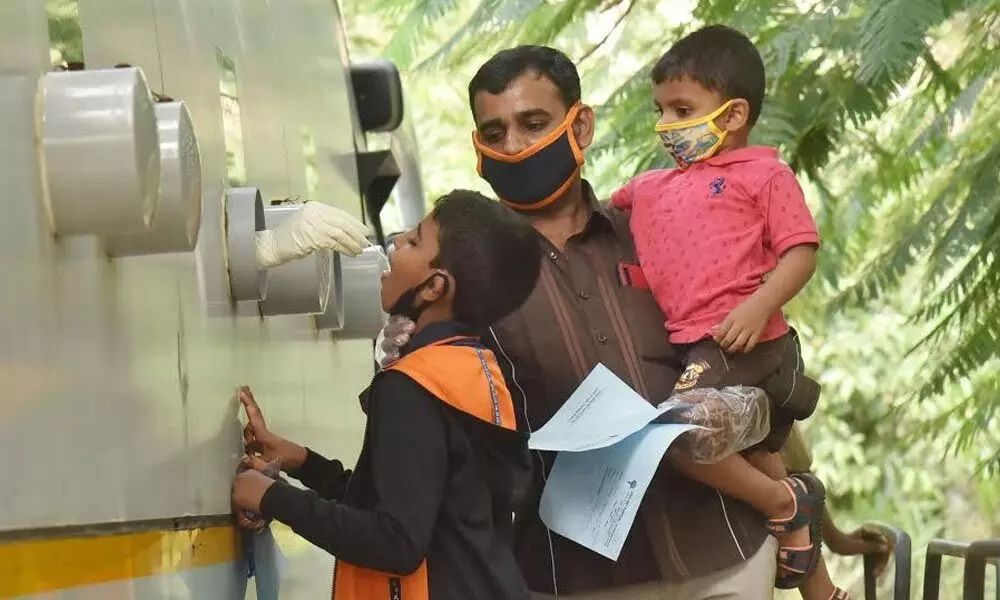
left=472, top=103, right=585, bottom=212
left=388, top=272, right=450, bottom=323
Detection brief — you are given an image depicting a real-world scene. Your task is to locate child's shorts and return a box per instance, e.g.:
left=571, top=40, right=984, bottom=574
left=673, top=328, right=821, bottom=453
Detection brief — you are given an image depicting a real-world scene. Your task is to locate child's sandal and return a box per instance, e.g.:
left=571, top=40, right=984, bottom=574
left=766, top=473, right=826, bottom=535
left=771, top=473, right=827, bottom=589
left=775, top=541, right=824, bottom=589
left=829, top=588, right=851, bottom=600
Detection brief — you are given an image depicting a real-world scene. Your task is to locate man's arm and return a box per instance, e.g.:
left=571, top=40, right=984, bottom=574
left=259, top=372, right=447, bottom=575
left=482, top=321, right=551, bottom=520
left=482, top=322, right=547, bottom=437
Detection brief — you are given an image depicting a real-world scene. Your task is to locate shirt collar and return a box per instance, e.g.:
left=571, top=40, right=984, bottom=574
left=401, top=320, right=475, bottom=356
left=581, top=179, right=614, bottom=234
left=705, top=145, right=778, bottom=167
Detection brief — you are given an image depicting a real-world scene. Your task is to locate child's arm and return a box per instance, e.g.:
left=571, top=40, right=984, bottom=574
left=254, top=372, right=448, bottom=575
left=714, top=168, right=819, bottom=353
left=714, top=246, right=816, bottom=352
left=240, top=386, right=352, bottom=500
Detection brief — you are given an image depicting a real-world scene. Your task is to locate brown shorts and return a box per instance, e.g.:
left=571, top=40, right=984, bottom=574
left=673, top=328, right=821, bottom=452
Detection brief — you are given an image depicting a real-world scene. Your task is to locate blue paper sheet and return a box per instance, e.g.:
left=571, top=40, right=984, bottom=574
left=528, top=364, right=680, bottom=452
left=538, top=423, right=696, bottom=560
left=529, top=364, right=701, bottom=560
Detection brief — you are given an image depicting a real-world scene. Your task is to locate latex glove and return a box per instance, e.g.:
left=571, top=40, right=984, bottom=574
left=254, top=202, right=371, bottom=269
left=374, top=315, right=416, bottom=368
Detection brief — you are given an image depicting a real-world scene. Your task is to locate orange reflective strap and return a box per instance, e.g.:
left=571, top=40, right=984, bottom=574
left=330, top=338, right=516, bottom=599
left=333, top=560, right=429, bottom=600
left=387, top=343, right=517, bottom=431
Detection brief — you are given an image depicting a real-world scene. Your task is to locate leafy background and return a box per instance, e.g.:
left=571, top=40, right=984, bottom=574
left=342, top=0, right=1000, bottom=596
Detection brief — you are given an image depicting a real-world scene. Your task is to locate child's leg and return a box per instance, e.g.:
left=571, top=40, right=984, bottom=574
left=671, top=453, right=793, bottom=524
left=674, top=450, right=811, bottom=548
left=745, top=450, right=812, bottom=554
left=799, top=558, right=849, bottom=600
left=671, top=336, right=826, bottom=588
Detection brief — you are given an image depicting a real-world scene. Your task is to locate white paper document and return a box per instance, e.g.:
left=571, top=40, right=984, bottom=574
left=529, top=364, right=699, bottom=561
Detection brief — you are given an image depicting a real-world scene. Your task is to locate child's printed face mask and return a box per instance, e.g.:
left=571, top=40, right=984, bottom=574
left=654, top=99, right=734, bottom=168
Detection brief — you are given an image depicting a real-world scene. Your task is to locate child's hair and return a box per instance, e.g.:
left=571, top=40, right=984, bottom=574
left=650, top=25, right=766, bottom=126
left=430, top=190, right=541, bottom=327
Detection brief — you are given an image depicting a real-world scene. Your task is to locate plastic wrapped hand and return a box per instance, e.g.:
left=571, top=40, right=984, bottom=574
left=374, top=315, right=416, bottom=368
left=655, top=386, right=771, bottom=463
left=254, top=202, right=371, bottom=269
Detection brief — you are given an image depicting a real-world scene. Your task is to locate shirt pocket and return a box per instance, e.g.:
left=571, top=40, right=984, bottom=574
left=619, top=284, right=682, bottom=368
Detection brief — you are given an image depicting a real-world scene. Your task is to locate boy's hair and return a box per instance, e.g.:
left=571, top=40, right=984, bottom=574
left=468, top=45, right=581, bottom=118
left=651, top=25, right=766, bottom=126
left=430, top=190, right=541, bottom=327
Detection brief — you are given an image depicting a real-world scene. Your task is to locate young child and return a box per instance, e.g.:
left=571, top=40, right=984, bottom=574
left=610, top=25, right=844, bottom=598
left=231, top=189, right=541, bottom=600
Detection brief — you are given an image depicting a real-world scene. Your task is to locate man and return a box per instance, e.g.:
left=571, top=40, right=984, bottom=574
left=380, top=45, right=777, bottom=599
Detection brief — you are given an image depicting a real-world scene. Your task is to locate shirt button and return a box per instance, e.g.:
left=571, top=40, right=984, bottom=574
left=548, top=251, right=559, bottom=261
left=579, top=291, right=590, bottom=300
left=597, top=333, right=608, bottom=344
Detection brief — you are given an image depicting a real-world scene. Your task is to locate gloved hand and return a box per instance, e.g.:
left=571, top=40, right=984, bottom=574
left=254, top=202, right=371, bottom=269
left=374, top=315, right=416, bottom=368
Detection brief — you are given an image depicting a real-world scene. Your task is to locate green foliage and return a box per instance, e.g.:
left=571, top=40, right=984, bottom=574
left=45, top=0, right=84, bottom=67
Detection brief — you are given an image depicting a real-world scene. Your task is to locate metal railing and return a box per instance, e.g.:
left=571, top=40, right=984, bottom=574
left=923, top=537, right=1000, bottom=600
left=863, top=523, right=912, bottom=600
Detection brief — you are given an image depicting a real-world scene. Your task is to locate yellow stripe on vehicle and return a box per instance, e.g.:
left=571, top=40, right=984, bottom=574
left=0, top=525, right=239, bottom=598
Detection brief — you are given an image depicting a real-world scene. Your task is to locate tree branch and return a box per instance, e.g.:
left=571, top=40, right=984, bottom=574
left=577, top=0, right=637, bottom=64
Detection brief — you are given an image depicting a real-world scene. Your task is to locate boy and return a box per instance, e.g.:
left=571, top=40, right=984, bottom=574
left=231, top=189, right=542, bottom=600
left=610, top=25, right=844, bottom=598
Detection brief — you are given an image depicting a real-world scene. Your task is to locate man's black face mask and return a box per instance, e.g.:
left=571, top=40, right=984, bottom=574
left=473, top=103, right=585, bottom=211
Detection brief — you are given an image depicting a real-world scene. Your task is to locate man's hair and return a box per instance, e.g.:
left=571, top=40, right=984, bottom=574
left=468, top=45, right=581, bottom=118
left=430, top=190, right=541, bottom=327
left=651, top=25, right=766, bottom=126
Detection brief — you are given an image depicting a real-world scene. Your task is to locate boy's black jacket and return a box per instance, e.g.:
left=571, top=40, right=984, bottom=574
left=260, top=321, right=532, bottom=600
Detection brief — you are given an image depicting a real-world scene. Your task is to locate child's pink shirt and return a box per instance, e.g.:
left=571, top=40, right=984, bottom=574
left=610, top=146, right=819, bottom=344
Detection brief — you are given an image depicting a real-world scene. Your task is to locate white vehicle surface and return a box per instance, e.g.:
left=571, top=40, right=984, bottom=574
left=0, top=1, right=420, bottom=597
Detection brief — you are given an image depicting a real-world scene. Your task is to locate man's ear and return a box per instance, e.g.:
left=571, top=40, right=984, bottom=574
left=572, top=104, right=596, bottom=150
left=721, top=99, right=751, bottom=133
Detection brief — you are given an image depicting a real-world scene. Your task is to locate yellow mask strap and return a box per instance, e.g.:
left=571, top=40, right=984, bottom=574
left=654, top=99, right=736, bottom=134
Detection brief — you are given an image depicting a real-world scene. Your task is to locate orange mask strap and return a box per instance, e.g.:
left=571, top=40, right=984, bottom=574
left=472, top=103, right=585, bottom=168
left=472, top=104, right=586, bottom=210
